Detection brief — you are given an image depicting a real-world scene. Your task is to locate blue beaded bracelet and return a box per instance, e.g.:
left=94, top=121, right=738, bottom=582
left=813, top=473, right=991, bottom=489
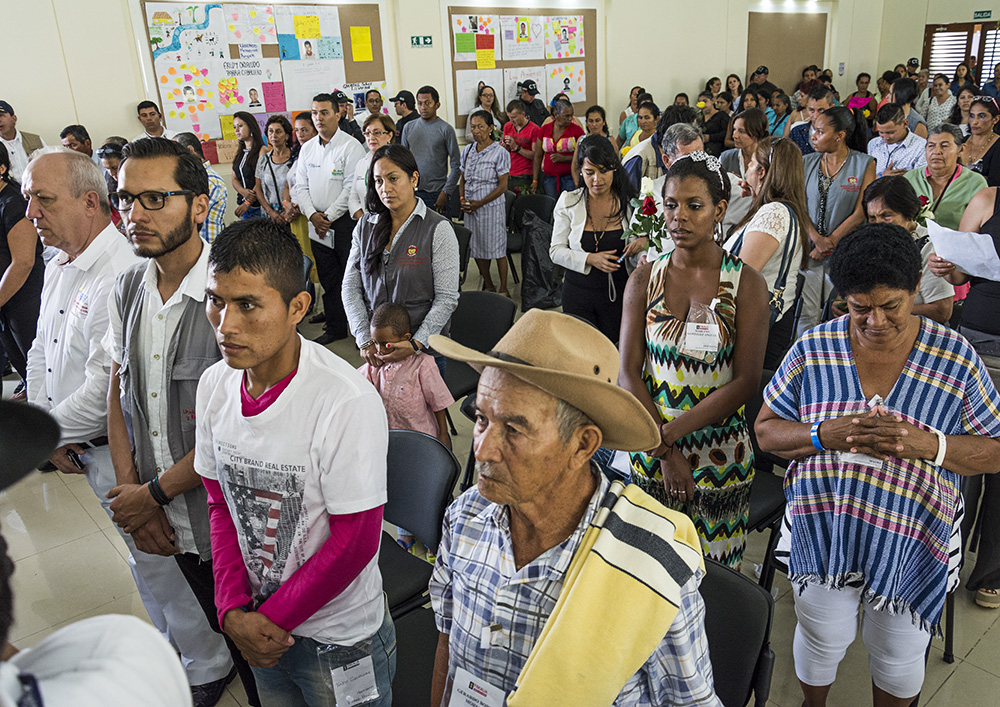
left=810, top=421, right=825, bottom=452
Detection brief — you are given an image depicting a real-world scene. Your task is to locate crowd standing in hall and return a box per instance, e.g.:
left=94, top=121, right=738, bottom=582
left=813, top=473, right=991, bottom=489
left=2, top=52, right=1000, bottom=707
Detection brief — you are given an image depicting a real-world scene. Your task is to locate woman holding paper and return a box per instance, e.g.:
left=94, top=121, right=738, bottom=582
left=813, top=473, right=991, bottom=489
left=619, top=152, right=769, bottom=568
left=929, top=185, right=1000, bottom=610
left=903, top=124, right=987, bottom=229
left=756, top=223, right=1000, bottom=707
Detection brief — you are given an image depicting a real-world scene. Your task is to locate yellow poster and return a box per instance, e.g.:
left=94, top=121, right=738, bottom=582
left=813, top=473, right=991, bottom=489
left=350, top=26, right=373, bottom=61
left=476, top=49, right=495, bottom=69
left=293, top=15, right=320, bottom=39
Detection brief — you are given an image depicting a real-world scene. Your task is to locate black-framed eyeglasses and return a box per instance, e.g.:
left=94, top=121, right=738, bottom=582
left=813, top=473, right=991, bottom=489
left=111, top=190, right=193, bottom=211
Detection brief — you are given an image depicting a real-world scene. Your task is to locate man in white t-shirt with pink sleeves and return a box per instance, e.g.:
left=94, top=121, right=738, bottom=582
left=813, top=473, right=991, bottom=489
left=193, top=218, right=394, bottom=706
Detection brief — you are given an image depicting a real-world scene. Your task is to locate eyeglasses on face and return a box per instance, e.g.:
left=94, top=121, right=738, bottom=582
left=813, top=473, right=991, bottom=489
left=111, top=190, right=193, bottom=211
left=363, top=130, right=391, bottom=138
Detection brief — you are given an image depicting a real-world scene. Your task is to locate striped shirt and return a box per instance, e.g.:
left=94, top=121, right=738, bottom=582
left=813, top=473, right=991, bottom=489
left=764, top=316, right=1000, bottom=630
left=429, top=471, right=721, bottom=706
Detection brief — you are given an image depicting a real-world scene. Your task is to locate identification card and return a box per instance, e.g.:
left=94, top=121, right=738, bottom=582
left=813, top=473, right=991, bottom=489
left=839, top=451, right=885, bottom=470
left=331, top=655, right=379, bottom=706
left=450, top=667, right=505, bottom=707
left=683, top=322, right=721, bottom=352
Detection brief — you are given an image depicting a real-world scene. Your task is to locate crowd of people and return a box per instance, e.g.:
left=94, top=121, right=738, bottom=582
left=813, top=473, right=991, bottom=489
left=0, top=51, right=999, bottom=707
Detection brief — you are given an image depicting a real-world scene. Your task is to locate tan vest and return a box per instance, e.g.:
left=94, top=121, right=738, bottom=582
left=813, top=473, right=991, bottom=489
left=20, top=132, right=43, bottom=157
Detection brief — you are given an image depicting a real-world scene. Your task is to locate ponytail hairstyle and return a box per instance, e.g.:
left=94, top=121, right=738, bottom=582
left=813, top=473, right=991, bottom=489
left=364, top=144, right=419, bottom=278
left=820, top=106, right=869, bottom=152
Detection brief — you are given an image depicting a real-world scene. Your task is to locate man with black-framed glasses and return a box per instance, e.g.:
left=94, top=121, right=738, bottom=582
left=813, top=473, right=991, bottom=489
left=105, top=137, right=260, bottom=707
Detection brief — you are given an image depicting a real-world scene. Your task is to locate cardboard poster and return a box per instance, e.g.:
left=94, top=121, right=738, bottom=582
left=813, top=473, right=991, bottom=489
left=545, top=62, right=586, bottom=102
left=453, top=14, right=500, bottom=63
left=499, top=15, right=544, bottom=61
left=545, top=15, right=584, bottom=60
left=282, top=59, right=347, bottom=112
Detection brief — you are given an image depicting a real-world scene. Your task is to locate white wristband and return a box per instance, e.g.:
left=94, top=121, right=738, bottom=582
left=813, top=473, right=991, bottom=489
left=931, top=428, right=946, bottom=467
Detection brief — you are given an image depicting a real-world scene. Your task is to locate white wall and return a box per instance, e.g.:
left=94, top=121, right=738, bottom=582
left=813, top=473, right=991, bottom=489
left=878, top=0, right=993, bottom=75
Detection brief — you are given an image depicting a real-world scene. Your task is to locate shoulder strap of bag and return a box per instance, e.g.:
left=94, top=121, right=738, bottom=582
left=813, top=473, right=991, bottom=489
left=266, top=155, right=281, bottom=207
left=770, top=203, right=799, bottom=299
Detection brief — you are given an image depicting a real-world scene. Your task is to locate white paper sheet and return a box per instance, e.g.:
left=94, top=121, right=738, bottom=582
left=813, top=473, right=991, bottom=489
left=455, top=68, right=502, bottom=117
left=927, top=219, right=1000, bottom=282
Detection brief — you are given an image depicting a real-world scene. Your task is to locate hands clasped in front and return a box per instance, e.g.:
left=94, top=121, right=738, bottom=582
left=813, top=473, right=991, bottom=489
left=224, top=609, right=295, bottom=668
left=817, top=406, right=938, bottom=461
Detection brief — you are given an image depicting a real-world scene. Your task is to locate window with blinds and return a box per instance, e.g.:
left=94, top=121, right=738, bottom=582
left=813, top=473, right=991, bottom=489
left=921, top=22, right=999, bottom=83
left=926, top=31, right=973, bottom=77
left=982, top=29, right=1000, bottom=82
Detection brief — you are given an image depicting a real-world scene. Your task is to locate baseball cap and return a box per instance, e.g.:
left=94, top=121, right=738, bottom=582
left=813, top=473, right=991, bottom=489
left=753, top=66, right=769, bottom=76
left=0, top=101, right=13, bottom=115
left=388, top=90, right=415, bottom=106
left=907, top=57, right=919, bottom=68
left=331, top=90, right=351, bottom=104
left=518, top=80, right=540, bottom=96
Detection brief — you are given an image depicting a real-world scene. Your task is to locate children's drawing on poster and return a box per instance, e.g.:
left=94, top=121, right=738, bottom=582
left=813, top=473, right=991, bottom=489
left=273, top=5, right=341, bottom=61
left=453, top=15, right=501, bottom=63
left=148, top=3, right=226, bottom=62
left=223, top=4, right=276, bottom=44
left=546, top=62, right=586, bottom=103
left=499, top=16, right=543, bottom=61
left=502, top=66, right=547, bottom=107
left=544, top=16, right=584, bottom=60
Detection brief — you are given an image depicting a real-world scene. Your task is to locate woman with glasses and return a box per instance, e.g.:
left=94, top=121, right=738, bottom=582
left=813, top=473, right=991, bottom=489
left=460, top=110, right=510, bottom=295
left=252, top=115, right=295, bottom=226
left=348, top=114, right=395, bottom=219
left=962, top=97, right=1000, bottom=187
left=464, top=85, right=506, bottom=143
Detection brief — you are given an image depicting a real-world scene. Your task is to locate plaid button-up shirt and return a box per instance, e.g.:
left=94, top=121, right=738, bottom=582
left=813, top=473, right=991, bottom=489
left=429, top=471, right=721, bottom=706
left=201, top=162, right=228, bottom=243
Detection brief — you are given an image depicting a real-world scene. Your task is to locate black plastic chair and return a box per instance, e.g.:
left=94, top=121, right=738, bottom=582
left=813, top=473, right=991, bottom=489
left=439, top=291, right=517, bottom=435
left=379, top=430, right=461, bottom=620
left=701, top=558, right=775, bottom=707
left=508, top=193, right=557, bottom=285
left=458, top=394, right=479, bottom=491
left=391, top=604, right=438, bottom=707
left=453, top=223, right=472, bottom=288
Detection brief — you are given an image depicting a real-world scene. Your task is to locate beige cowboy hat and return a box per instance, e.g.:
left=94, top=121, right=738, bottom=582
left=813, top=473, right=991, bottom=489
left=429, top=310, right=659, bottom=451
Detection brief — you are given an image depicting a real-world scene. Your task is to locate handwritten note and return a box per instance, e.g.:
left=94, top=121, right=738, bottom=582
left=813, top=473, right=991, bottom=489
left=262, top=81, right=286, bottom=112
left=293, top=15, right=320, bottom=39
left=350, top=26, right=373, bottom=62
left=220, top=115, right=237, bottom=140
left=215, top=139, right=240, bottom=164
left=201, top=140, right=219, bottom=164
left=455, top=32, right=476, bottom=54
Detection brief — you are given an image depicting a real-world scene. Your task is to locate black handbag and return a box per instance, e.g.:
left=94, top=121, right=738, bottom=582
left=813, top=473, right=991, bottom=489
left=729, top=203, right=799, bottom=329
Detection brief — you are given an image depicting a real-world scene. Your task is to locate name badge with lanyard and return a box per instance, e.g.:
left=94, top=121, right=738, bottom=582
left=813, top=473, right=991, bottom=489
left=679, top=298, right=722, bottom=363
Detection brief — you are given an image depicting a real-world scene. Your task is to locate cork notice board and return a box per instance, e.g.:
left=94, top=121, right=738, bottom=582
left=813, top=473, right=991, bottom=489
left=447, top=6, right=598, bottom=132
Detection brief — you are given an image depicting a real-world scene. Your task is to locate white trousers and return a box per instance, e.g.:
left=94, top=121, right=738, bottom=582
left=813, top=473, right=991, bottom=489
left=792, top=582, right=931, bottom=698
left=82, top=445, right=233, bottom=686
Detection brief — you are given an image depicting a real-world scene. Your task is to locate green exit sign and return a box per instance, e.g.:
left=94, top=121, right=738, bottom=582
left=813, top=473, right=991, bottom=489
left=410, top=35, right=433, bottom=48
left=974, top=10, right=992, bottom=20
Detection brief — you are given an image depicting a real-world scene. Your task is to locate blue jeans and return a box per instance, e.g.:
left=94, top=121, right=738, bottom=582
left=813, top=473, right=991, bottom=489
left=542, top=174, right=575, bottom=199
left=251, top=603, right=396, bottom=707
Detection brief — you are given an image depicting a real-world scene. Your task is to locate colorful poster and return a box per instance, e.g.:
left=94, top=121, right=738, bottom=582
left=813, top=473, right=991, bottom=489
left=277, top=34, right=299, bottom=60
left=158, top=59, right=221, bottom=141
left=453, top=14, right=500, bottom=63
left=475, top=34, right=495, bottom=69
left=220, top=58, right=282, bottom=111
left=544, top=15, right=584, bottom=60
left=499, top=15, right=543, bottom=61
left=318, top=36, right=343, bottom=59
left=456, top=68, right=502, bottom=117
left=293, top=14, right=320, bottom=39
left=545, top=62, right=586, bottom=102
left=343, top=80, right=392, bottom=116
left=502, top=66, right=546, bottom=107
left=350, top=26, right=373, bottom=62
left=222, top=4, right=276, bottom=44
left=148, top=2, right=225, bottom=63
left=220, top=114, right=237, bottom=139
left=261, top=80, right=286, bottom=112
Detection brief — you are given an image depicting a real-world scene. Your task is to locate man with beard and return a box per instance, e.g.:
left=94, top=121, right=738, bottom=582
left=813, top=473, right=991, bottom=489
left=105, top=137, right=260, bottom=707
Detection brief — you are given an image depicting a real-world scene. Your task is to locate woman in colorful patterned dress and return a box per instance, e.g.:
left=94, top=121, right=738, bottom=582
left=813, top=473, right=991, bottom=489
left=756, top=224, right=1000, bottom=706
left=619, top=152, right=769, bottom=567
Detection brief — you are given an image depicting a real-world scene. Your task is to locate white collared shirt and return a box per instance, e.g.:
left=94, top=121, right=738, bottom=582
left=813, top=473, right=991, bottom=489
left=27, top=223, right=139, bottom=446
left=130, top=128, right=178, bottom=142
left=291, top=129, right=366, bottom=243
left=106, top=238, right=210, bottom=555
left=0, top=130, right=46, bottom=182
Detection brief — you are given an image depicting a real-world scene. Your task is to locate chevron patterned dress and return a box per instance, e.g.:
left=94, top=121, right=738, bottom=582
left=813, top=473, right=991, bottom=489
left=629, top=250, right=755, bottom=567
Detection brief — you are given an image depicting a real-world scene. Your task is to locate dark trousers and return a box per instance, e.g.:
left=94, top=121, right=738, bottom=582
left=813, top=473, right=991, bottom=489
left=0, top=263, right=43, bottom=381
left=311, top=214, right=354, bottom=339
left=562, top=277, right=627, bottom=345
left=416, top=189, right=460, bottom=219
left=962, top=473, right=1000, bottom=591
left=175, top=553, right=262, bottom=707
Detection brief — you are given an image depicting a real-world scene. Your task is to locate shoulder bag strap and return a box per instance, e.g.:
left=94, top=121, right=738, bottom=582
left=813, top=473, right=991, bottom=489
left=770, top=204, right=799, bottom=301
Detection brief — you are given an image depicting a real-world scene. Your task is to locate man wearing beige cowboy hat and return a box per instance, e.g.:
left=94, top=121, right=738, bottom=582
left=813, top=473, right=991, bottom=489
left=427, top=310, right=721, bottom=707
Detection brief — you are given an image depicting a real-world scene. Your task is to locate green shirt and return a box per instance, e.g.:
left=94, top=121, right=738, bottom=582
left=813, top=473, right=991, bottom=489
left=903, top=166, right=988, bottom=229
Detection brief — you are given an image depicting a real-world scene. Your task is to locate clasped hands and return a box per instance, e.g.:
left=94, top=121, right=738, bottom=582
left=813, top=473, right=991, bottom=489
left=223, top=610, right=295, bottom=668
left=817, top=406, right=939, bottom=461
left=649, top=423, right=695, bottom=502
left=108, top=477, right=178, bottom=557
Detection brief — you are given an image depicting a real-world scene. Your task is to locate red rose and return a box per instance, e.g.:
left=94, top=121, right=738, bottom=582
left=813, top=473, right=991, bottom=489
left=918, top=195, right=929, bottom=206
left=641, top=195, right=657, bottom=216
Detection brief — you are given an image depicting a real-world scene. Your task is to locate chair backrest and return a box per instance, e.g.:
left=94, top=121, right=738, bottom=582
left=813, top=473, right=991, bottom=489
left=449, top=290, right=518, bottom=353
left=745, top=368, right=789, bottom=473
left=511, top=193, right=557, bottom=231
left=701, top=558, right=775, bottom=707
left=504, top=190, right=517, bottom=226
left=452, top=224, right=472, bottom=286
left=385, top=430, right=462, bottom=552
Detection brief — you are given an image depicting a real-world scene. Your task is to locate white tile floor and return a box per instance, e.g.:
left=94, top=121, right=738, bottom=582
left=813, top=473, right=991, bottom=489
left=3, top=264, right=998, bottom=706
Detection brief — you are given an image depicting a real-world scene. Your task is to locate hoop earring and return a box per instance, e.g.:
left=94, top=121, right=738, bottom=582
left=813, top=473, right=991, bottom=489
left=714, top=221, right=724, bottom=240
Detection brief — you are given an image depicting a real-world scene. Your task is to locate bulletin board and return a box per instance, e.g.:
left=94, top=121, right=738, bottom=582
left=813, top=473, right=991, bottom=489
left=140, top=2, right=387, bottom=163
left=447, top=6, right=598, bottom=133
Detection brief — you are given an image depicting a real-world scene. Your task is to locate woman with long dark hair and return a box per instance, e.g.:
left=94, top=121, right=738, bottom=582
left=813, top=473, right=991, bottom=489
left=951, top=61, right=976, bottom=96
left=549, top=135, right=638, bottom=341
left=948, top=85, right=977, bottom=136
left=342, top=144, right=459, bottom=370
left=962, top=97, right=1000, bottom=187
left=231, top=111, right=265, bottom=219
left=253, top=114, right=294, bottom=225
left=0, top=143, right=43, bottom=394
left=725, top=74, right=744, bottom=108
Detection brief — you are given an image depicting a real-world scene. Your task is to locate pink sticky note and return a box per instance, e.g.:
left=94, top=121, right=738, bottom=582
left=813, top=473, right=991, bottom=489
left=262, top=81, right=286, bottom=112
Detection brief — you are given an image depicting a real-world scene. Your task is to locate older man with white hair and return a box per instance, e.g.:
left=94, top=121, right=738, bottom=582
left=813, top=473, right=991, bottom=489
left=427, top=310, right=721, bottom=707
